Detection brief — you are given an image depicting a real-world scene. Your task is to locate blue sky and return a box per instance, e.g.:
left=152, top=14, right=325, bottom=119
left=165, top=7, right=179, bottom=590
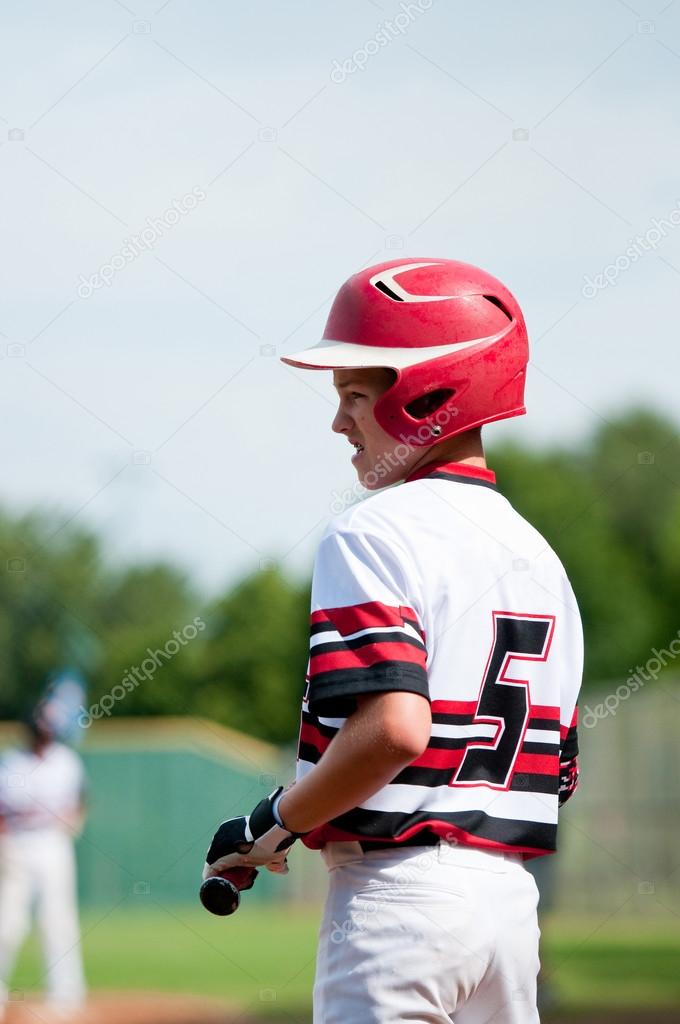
left=1, top=0, right=679, bottom=591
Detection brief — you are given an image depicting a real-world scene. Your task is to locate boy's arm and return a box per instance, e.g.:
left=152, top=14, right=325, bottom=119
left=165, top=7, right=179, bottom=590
left=278, top=690, right=431, bottom=835
left=201, top=690, right=431, bottom=884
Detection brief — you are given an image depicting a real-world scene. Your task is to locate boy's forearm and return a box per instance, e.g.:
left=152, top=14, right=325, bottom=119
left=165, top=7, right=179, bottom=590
left=279, top=692, right=430, bottom=835
left=278, top=725, right=408, bottom=835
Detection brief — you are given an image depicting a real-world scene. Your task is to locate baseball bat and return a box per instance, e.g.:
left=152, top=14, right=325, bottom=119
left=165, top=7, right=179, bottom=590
left=199, top=876, right=240, bottom=916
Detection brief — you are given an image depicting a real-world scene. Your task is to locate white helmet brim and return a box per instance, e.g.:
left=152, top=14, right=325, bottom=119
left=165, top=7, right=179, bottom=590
left=280, top=336, right=492, bottom=371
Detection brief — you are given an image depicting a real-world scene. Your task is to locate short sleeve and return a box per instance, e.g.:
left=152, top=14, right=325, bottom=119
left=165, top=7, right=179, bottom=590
left=306, top=528, right=428, bottom=717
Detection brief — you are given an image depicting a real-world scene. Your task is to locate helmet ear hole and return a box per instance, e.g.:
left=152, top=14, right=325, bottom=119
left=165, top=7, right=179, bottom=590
left=405, top=388, right=455, bottom=420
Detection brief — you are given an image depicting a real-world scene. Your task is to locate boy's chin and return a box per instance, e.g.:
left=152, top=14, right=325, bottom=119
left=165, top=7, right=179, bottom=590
left=357, top=466, right=405, bottom=490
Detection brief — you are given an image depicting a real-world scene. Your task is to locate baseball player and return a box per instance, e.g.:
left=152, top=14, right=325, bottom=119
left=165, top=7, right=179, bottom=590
left=204, top=258, right=582, bottom=1023
left=0, top=673, right=87, bottom=1018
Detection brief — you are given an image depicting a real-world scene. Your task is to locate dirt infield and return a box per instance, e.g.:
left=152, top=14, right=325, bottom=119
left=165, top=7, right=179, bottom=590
left=6, top=996, right=680, bottom=1023
left=547, top=1015, right=680, bottom=1023
left=4, top=994, right=234, bottom=1024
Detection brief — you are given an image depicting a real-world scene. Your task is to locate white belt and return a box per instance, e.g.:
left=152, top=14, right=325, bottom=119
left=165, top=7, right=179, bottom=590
left=321, top=839, right=524, bottom=871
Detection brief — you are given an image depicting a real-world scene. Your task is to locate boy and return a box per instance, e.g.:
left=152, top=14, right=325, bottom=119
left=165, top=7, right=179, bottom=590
left=204, top=258, right=582, bottom=1022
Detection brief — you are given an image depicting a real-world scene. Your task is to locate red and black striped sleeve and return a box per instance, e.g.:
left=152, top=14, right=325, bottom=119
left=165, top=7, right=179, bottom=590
left=307, top=600, right=428, bottom=715
left=306, top=527, right=428, bottom=716
left=558, top=705, right=579, bottom=806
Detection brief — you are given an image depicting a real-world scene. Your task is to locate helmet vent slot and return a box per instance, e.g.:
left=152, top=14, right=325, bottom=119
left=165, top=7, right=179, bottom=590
left=406, top=388, right=456, bottom=420
left=374, top=280, right=404, bottom=301
left=483, top=294, right=512, bottom=320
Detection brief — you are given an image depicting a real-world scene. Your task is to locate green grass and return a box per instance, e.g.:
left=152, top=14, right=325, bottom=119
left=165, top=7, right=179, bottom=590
left=9, top=903, right=680, bottom=1015
left=11, top=899, right=319, bottom=1013
left=542, top=915, right=680, bottom=1010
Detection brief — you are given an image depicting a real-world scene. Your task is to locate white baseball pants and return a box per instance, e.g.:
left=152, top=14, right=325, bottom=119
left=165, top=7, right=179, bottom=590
left=0, top=829, right=86, bottom=1012
left=314, top=841, right=540, bottom=1023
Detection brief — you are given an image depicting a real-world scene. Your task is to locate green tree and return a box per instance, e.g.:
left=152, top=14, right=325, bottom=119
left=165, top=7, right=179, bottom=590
left=584, top=409, right=680, bottom=643
left=94, top=563, right=201, bottom=717
left=0, top=512, right=104, bottom=716
left=192, top=567, right=310, bottom=744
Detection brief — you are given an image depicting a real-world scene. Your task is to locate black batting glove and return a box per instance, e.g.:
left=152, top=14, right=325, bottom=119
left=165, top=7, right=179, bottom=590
left=202, top=787, right=304, bottom=881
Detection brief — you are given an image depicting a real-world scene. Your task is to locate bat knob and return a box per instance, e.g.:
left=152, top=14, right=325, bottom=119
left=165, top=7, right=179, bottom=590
left=199, top=876, right=240, bottom=916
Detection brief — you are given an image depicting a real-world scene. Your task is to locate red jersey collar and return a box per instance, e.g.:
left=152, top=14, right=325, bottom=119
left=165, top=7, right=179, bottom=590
left=404, top=460, right=497, bottom=487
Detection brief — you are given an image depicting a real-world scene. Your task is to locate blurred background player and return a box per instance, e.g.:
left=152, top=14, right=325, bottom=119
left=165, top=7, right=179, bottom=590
left=0, top=671, right=87, bottom=1020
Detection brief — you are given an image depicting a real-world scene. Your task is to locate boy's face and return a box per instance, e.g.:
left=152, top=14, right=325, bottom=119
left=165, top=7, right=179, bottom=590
left=332, top=367, right=420, bottom=489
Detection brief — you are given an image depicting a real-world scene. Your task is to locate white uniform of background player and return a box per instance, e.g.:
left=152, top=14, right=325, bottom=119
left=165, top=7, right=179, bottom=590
left=0, top=678, right=87, bottom=1017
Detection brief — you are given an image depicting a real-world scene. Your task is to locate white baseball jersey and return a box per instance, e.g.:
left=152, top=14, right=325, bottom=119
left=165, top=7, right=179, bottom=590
left=296, top=459, right=582, bottom=856
left=0, top=742, right=84, bottom=832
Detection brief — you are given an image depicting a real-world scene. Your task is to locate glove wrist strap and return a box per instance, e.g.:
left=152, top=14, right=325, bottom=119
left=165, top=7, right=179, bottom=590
left=249, top=786, right=307, bottom=840
left=271, top=789, right=286, bottom=829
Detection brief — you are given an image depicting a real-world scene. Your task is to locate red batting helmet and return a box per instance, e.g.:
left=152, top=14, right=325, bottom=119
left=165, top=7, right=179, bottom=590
left=281, top=258, right=529, bottom=446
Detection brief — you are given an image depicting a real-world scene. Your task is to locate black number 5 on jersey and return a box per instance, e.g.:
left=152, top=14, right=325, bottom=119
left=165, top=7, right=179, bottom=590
left=453, top=612, right=556, bottom=790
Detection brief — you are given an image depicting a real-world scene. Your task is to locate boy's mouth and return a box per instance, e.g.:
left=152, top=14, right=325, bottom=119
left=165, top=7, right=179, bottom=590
left=350, top=439, right=365, bottom=463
